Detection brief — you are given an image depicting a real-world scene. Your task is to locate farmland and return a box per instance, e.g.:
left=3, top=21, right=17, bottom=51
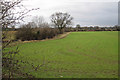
left=6, top=31, right=118, bottom=78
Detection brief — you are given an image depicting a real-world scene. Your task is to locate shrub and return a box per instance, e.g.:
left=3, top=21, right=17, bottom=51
left=35, top=27, right=60, bottom=40
left=16, top=24, right=60, bottom=41
left=16, top=24, right=35, bottom=41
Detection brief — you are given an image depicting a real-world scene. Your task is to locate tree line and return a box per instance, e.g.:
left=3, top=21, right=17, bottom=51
left=2, top=14, right=120, bottom=41
left=3, top=12, right=74, bottom=41
left=70, top=25, right=120, bottom=32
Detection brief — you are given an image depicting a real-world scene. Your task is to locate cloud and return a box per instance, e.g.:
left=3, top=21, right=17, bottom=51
left=22, top=0, right=118, bottom=27
left=61, top=2, right=118, bottom=27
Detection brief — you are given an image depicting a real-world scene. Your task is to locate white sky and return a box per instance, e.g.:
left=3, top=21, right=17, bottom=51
left=21, top=0, right=119, bottom=27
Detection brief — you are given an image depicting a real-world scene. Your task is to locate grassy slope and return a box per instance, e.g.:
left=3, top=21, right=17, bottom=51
left=9, top=31, right=118, bottom=78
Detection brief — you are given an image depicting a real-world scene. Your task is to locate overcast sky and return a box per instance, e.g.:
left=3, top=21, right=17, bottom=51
left=22, top=0, right=119, bottom=27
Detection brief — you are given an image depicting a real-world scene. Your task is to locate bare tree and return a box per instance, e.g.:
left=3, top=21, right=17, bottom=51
left=51, top=12, right=73, bottom=33
left=32, top=16, right=49, bottom=28
left=76, top=24, right=80, bottom=31
left=1, top=0, right=39, bottom=78
left=32, top=16, right=44, bottom=27
left=0, top=0, right=39, bottom=28
left=1, top=0, right=39, bottom=52
left=1, top=0, right=39, bottom=49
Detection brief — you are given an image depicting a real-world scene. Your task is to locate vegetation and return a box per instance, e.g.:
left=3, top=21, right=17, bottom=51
left=7, top=31, right=118, bottom=78
left=16, top=24, right=60, bottom=41
left=74, top=25, right=120, bottom=31
left=51, top=12, right=73, bottom=34
left=76, top=24, right=81, bottom=31
left=1, top=0, right=39, bottom=78
left=1, top=0, right=119, bottom=79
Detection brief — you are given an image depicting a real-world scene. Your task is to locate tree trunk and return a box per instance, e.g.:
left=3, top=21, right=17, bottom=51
left=59, top=28, right=64, bottom=34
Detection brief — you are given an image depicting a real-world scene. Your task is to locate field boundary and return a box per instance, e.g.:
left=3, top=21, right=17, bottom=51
left=23, top=32, right=70, bottom=43
left=9, top=32, right=71, bottom=47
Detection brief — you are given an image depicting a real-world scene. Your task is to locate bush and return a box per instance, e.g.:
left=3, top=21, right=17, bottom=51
left=16, top=24, right=60, bottom=41
left=35, top=27, right=60, bottom=40
left=16, top=24, right=35, bottom=41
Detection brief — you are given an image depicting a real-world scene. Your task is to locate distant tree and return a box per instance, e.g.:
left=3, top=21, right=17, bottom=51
left=76, top=24, right=80, bottom=28
left=83, top=27, right=88, bottom=31
left=32, top=16, right=49, bottom=28
left=76, top=24, right=80, bottom=31
left=51, top=12, right=73, bottom=33
left=94, top=26, right=99, bottom=31
left=114, top=25, right=120, bottom=31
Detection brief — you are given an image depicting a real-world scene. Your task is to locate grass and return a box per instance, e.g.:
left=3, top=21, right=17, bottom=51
left=6, top=31, right=118, bottom=78
left=3, top=31, right=16, bottom=41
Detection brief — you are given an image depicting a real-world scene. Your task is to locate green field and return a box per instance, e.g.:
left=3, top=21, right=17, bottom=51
left=7, top=31, right=118, bottom=78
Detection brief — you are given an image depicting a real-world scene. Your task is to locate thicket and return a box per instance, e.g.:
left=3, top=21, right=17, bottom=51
left=16, top=25, right=60, bottom=41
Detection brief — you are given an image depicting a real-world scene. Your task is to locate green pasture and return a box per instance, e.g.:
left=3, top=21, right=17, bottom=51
left=6, top=31, right=118, bottom=78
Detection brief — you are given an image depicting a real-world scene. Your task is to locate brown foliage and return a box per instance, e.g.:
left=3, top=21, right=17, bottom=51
left=16, top=24, right=60, bottom=41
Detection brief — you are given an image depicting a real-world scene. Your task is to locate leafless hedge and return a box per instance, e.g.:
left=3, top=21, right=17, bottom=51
left=16, top=24, right=60, bottom=41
